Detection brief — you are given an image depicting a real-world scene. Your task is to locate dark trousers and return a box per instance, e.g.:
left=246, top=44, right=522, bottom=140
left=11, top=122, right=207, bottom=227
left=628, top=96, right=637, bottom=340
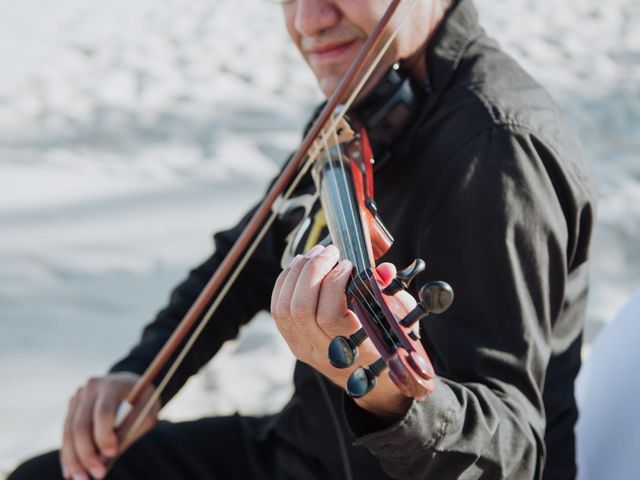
left=9, top=415, right=329, bottom=480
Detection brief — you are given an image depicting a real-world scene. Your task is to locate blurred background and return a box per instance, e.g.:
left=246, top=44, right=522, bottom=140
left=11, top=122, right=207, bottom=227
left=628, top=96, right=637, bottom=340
left=1, top=0, right=638, bottom=476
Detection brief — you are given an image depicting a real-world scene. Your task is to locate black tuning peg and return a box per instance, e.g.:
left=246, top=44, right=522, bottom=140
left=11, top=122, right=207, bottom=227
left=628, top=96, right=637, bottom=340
left=328, top=328, right=368, bottom=369
left=382, top=259, right=426, bottom=295
left=346, top=358, right=388, bottom=398
left=400, top=281, right=454, bottom=328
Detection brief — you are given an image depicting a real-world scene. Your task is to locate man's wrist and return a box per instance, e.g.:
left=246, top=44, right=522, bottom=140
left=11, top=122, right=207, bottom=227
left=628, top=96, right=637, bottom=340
left=342, top=393, right=414, bottom=438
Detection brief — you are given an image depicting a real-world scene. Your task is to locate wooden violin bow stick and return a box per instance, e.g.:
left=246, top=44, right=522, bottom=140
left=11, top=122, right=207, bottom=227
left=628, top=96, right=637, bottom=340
left=112, top=0, right=406, bottom=455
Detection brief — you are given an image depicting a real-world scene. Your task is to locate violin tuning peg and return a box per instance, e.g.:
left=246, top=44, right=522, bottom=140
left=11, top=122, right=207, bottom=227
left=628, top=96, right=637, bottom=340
left=328, top=328, right=368, bottom=369
left=397, top=259, right=426, bottom=285
left=419, top=280, right=454, bottom=315
left=400, top=281, right=454, bottom=328
left=382, top=259, right=426, bottom=295
left=346, top=358, right=387, bottom=398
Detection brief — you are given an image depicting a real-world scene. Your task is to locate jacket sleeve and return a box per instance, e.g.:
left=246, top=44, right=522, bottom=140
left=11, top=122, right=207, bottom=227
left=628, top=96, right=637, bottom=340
left=109, top=200, right=285, bottom=405
left=343, top=125, right=583, bottom=479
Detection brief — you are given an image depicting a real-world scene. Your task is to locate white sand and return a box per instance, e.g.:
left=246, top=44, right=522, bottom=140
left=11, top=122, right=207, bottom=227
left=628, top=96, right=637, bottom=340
left=1, top=0, right=638, bottom=475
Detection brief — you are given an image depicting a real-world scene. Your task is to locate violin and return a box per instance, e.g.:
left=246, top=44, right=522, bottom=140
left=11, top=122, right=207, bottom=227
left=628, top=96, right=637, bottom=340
left=113, top=0, right=453, bottom=455
left=314, top=113, right=453, bottom=400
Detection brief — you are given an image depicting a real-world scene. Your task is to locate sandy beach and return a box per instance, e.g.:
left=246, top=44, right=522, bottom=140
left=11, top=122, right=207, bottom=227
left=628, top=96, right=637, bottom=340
left=1, top=0, right=638, bottom=476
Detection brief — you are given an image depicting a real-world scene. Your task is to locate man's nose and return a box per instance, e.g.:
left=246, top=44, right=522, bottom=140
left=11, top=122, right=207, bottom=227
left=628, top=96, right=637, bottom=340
left=294, top=0, right=340, bottom=37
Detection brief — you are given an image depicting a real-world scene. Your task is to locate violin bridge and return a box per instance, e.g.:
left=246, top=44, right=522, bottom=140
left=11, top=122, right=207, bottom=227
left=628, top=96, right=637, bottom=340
left=310, top=115, right=356, bottom=158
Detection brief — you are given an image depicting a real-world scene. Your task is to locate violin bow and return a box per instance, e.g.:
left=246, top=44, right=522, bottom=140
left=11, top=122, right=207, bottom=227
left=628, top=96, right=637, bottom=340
left=113, top=0, right=420, bottom=455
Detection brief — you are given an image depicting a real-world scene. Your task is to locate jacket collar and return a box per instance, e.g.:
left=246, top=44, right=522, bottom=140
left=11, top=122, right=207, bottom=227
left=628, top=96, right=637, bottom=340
left=425, top=0, right=483, bottom=95
left=374, top=0, right=483, bottom=167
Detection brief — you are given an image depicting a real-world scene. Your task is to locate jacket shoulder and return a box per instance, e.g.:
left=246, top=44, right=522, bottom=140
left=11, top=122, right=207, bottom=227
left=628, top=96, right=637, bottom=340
left=423, top=33, right=591, bottom=190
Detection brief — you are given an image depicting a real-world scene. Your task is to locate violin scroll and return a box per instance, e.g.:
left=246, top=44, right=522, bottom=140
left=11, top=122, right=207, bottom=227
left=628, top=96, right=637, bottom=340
left=326, top=258, right=454, bottom=400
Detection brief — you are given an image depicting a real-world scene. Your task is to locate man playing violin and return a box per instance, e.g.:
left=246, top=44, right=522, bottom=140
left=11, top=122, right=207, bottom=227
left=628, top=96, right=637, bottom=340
left=10, top=0, right=595, bottom=479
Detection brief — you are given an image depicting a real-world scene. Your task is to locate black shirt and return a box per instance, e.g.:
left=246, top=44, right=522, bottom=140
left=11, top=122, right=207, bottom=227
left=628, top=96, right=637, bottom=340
left=112, top=1, right=595, bottom=478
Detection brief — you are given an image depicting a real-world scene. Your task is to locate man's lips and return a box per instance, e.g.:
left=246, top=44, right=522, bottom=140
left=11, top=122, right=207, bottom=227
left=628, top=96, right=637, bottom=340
left=307, top=40, right=357, bottom=61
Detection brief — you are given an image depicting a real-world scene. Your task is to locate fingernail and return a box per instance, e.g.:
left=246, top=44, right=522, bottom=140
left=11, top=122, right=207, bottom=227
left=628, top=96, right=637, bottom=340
left=73, top=473, right=88, bottom=480
left=320, top=244, right=339, bottom=257
left=90, top=466, right=106, bottom=479
left=288, top=254, right=304, bottom=268
left=304, top=245, right=324, bottom=258
left=61, top=464, right=69, bottom=478
left=101, top=446, right=117, bottom=458
left=338, top=259, right=352, bottom=272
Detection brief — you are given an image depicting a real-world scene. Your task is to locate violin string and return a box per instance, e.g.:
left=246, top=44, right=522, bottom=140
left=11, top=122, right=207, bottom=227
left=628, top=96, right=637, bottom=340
left=327, top=126, right=398, bottom=350
left=308, top=114, right=403, bottom=352
left=313, top=132, right=396, bottom=354
left=321, top=129, right=396, bottom=349
left=349, top=276, right=398, bottom=350
left=330, top=127, right=368, bottom=271
left=320, top=134, right=360, bottom=269
left=327, top=127, right=392, bottom=336
left=120, top=0, right=420, bottom=449
left=320, top=128, right=382, bottom=327
left=325, top=131, right=394, bottom=352
left=321, top=135, right=355, bottom=261
left=351, top=272, right=398, bottom=349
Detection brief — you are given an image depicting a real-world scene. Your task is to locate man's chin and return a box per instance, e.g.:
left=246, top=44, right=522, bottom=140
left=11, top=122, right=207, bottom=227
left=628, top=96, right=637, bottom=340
left=316, top=63, right=393, bottom=104
left=317, top=73, right=368, bottom=102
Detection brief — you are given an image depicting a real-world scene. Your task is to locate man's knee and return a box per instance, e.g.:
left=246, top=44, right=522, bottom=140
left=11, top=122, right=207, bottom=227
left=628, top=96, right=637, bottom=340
left=8, top=450, right=62, bottom=480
